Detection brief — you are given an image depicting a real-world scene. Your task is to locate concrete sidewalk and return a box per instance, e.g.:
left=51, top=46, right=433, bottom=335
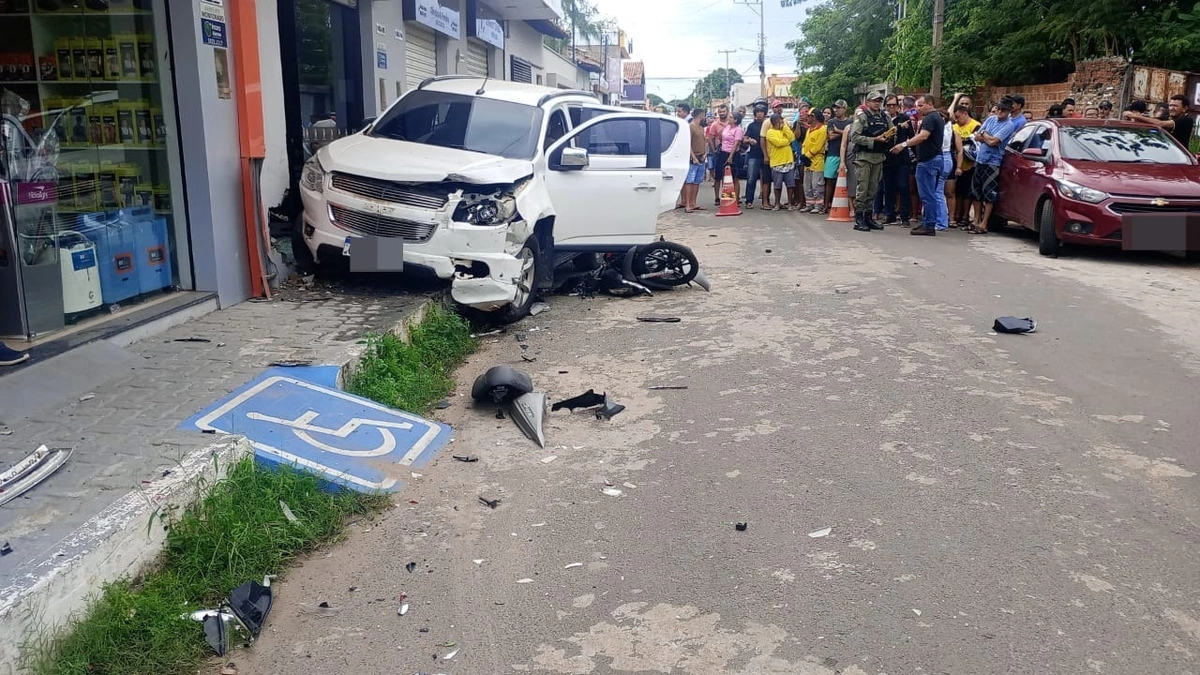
left=0, top=285, right=432, bottom=666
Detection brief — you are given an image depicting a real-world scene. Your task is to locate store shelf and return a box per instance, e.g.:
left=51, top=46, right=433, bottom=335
left=0, top=79, right=156, bottom=85
left=59, top=144, right=166, bottom=151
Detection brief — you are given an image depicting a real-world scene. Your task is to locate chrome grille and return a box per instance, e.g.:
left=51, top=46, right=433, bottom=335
left=1109, top=202, right=1200, bottom=215
left=329, top=205, right=436, bottom=242
left=330, top=173, right=449, bottom=210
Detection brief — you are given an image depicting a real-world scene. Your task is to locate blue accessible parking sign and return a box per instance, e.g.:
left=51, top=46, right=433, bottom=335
left=183, top=367, right=452, bottom=493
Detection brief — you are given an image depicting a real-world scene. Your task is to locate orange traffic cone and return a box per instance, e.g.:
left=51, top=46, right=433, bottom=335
left=715, top=166, right=742, bottom=217
left=826, top=162, right=853, bottom=223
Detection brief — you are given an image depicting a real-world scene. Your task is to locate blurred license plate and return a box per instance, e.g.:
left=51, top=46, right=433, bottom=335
left=342, top=237, right=351, bottom=256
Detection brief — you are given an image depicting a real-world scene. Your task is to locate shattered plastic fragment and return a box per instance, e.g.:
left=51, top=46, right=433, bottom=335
left=453, top=455, right=479, bottom=463
left=479, top=495, right=501, bottom=509
left=279, top=501, right=298, bottom=523
left=913, top=608, right=922, bottom=616
left=516, top=578, right=534, bottom=584
left=444, top=648, right=460, bottom=660
left=531, top=302, right=549, bottom=316
left=601, top=488, right=623, bottom=497
left=564, top=562, right=583, bottom=569
left=551, top=389, right=607, bottom=412
left=735, top=522, right=748, bottom=531
left=511, top=391, right=548, bottom=448
left=406, top=561, right=417, bottom=573
left=531, top=522, right=546, bottom=527
left=595, top=400, right=626, bottom=420
left=79, top=393, right=95, bottom=402
left=0, top=542, right=11, bottom=556
left=541, top=455, right=557, bottom=464
left=473, top=559, right=485, bottom=565
left=808, top=527, right=832, bottom=538
left=398, top=603, right=410, bottom=616
left=648, top=386, right=689, bottom=390
left=636, top=316, right=681, bottom=323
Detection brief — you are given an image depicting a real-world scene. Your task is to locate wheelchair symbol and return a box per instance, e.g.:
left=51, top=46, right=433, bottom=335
left=246, top=409, right=415, bottom=458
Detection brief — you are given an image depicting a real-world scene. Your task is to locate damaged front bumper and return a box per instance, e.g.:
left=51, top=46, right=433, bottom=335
left=299, top=183, right=532, bottom=311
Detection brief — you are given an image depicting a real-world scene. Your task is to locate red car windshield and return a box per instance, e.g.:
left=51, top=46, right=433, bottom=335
left=1057, top=125, right=1193, bottom=164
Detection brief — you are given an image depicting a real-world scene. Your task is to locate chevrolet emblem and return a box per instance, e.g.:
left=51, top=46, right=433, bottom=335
left=1151, top=198, right=1170, bottom=206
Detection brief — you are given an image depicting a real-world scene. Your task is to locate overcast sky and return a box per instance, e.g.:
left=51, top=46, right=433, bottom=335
left=592, top=0, right=816, bottom=101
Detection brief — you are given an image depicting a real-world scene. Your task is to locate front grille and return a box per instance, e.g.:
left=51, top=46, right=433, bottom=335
left=329, top=205, right=436, bottom=242
left=330, top=173, right=449, bottom=210
left=1109, top=202, right=1200, bottom=215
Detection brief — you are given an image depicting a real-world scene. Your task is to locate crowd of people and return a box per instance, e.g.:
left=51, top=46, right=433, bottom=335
left=674, top=90, right=1197, bottom=237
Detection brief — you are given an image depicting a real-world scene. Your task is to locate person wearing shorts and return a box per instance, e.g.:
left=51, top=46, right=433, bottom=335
left=765, top=112, right=797, bottom=210
left=823, top=100, right=850, bottom=209
left=969, top=98, right=1017, bottom=233
left=682, top=111, right=708, bottom=212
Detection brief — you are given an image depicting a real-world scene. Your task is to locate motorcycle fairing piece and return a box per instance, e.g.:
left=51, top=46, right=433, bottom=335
left=510, top=392, right=547, bottom=448
left=551, top=389, right=607, bottom=412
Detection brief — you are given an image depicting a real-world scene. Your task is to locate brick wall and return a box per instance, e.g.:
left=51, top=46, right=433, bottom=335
left=974, top=57, right=1130, bottom=117
left=977, top=82, right=1071, bottom=117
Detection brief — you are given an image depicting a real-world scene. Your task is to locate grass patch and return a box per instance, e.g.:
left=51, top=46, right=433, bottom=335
left=346, top=302, right=477, bottom=413
left=24, top=458, right=385, bottom=675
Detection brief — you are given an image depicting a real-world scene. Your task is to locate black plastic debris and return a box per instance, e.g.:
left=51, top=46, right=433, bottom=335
left=471, top=366, right=533, bottom=405
left=479, top=495, right=501, bottom=509
left=227, top=580, right=274, bottom=637
left=595, top=400, right=626, bottom=420
left=268, top=360, right=313, bottom=368
left=318, top=601, right=330, bottom=608
left=406, top=562, right=417, bottom=573
left=173, top=337, right=211, bottom=343
left=552, top=389, right=607, bottom=412
left=452, top=455, right=479, bottom=463
left=637, top=316, right=681, bottom=323
left=993, top=316, right=1037, bottom=334
left=434, top=399, right=452, bottom=410
left=202, top=614, right=228, bottom=656
left=648, top=386, right=689, bottom=390
left=735, top=522, right=748, bottom=532
left=521, top=354, right=537, bottom=362
left=0, top=542, right=12, bottom=556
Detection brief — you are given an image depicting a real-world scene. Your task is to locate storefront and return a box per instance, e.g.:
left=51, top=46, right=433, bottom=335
left=465, top=4, right=504, bottom=79
left=0, top=0, right=189, bottom=341
left=402, top=0, right=459, bottom=92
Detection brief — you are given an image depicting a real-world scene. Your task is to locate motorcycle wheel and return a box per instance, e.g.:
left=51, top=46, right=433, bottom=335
left=622, top=241, right=700, bottom=290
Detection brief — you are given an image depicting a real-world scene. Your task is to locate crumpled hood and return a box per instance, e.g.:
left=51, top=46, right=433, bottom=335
left=319, top=134, right=535, bottom=184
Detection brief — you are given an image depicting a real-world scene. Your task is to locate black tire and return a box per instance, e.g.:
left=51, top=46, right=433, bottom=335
left=291, top=213, right=317, bottom=274
left=1037, top=199, right=1060, bottom=257
left=622, top=241, right=700, bottom=290
left=498, top=236, right=540, bottom=324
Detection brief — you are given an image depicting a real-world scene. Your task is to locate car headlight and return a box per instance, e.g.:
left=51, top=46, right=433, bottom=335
left=453, top=195, right=516, bottom=225
left=301, top=157, right=325, bottom=193
left=1056, top=179, right=1107, bottom=204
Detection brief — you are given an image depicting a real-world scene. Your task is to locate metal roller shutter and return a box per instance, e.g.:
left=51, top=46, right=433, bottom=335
left=465, top=40, right=489, bottom=78
left=404, top=23, right=437, bottom=93
left=510, top=56, right=532, bottom=84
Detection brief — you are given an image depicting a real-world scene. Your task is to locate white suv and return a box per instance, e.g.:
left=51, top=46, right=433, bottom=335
left=298, top=76, right=689, bottom=321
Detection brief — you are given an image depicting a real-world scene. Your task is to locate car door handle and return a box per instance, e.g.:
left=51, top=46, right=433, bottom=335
left=634, top=184, right=658, bottom=192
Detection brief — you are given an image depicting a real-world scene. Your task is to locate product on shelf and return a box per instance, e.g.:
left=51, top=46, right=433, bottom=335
left=87, top=106, right=102, bottom=145
left=0, top=53, right=37, bottom=82
left=70, top=38, right=86, bottom=82
left=99, top=103, right=117, bottom=144
left=55, top=39, right=73, bottom=81
left=116, top=101, right=134, bottom=144
left=151, top=106, right=163, bottom=143
left=152, top=184, right=169, bottom=213
left=136, top=34, right=154, bottom=80
left=115, top=163, right=138, bottom=206
left=39, top=54, right=57, bottom=81
left=134, top=104, right=151, bottom=145
left=85, top=37, right=103, bottom=80
left=98, top=161, right=119, bottom=209
left=117, top=34, right=137, bottom=79
left=103, top=38, right=120, bottom=80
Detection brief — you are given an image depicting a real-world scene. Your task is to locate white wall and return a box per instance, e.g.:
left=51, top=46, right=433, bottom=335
left=363, top=0, right=408, bottom=113
left=542, top=46, right=583, bottom=89
left=505, top=21, right=545, bottom=82
left=256, top=0, right=288, bottom=213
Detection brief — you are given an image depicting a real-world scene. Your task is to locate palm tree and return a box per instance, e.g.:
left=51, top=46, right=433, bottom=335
left=562, top=0, right=603, bottom=59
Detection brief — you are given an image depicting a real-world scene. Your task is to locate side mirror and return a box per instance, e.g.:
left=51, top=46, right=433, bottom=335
left=553, top=147, right=589, bottom=171
left=1021, top=147, right=1048, bottom=159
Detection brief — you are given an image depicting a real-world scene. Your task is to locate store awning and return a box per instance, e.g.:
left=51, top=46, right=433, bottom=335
left=526, top=19, right=569, bottom=39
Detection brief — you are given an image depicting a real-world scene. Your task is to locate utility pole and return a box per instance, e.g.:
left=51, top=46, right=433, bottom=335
left=735, top=0, right=766, bottom=98
left=717, top=48, right=736, bottom=106
left=930, top=0, right=945, bottom=102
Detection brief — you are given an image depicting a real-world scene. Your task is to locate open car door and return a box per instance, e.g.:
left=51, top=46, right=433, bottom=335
left=543, top=113, right=687, bottom=249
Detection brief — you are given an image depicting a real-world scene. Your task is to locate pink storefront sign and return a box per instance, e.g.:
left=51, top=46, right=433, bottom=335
left=16, top=182, right=58, bottom=206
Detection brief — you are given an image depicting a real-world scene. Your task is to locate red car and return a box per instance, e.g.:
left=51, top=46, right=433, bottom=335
left=992, top=118, right=1200, bottom=256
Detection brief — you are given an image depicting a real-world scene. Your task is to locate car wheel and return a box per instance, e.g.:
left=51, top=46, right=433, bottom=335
left=291, top=214, right=317, bottom=274
left=498, top=236, right=540, bottom=324
left=1037, top=199, right=1060, bottom=257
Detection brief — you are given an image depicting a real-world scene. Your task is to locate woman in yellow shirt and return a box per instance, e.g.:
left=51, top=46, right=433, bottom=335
left=950, top=104, right=982, bottom=228
left=801, top=110, right=829, bottom=214
left=765, top=113, right=798, bottom=211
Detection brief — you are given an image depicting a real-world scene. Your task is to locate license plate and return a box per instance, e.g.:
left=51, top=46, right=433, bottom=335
left=342, top=237, right=351, bottom=256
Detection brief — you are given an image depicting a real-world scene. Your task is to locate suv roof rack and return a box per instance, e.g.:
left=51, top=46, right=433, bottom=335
left=417, top=75, right=486, bottom=91
left=537, top=89, right=599, bottom=106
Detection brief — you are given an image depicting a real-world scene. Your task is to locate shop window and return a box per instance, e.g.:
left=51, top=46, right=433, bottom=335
left=0, top=0, right=182, bottom=340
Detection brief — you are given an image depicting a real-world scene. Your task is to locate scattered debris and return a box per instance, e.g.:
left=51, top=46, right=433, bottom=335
left=406, top=562, right=417, bottom=573
left=444, top=648, right=461, bottom=660
left=521, top=354, right=538, bottom=362
left=267, top=360, right=313, bottom=367
left=637, top=316, right=681, bottom=323
left=0, top=542, right=11, bottom=556
left=530, top=302, right=549, bottom=316
left=299, top=602, right=341, bottom=616
left=452, top=455, right=479, bottom=463
left=912, top=608, right=922, bottom=616
left=0, top=445, right=73, bottom=508
left=564, top=562, right=584, bottom=569
left=479, top=495, right=501, bottom=509
left=623, top=482, right=638, bottom=489
left=993, top=316, right=1037, bottom=334
left=411, top=472, right=423, bottom=478
left=516, top=578, right=534, bottom=584
left=473, top=559, right=485, bottom=565
left=552, top=389, right=607, bottom=412
left=808, top=527, right=832, bottom=538
left=470, top=328, right=504, bottom=338
left=434, top=399, right=452, bottom=410
left=511, top=392, right=548, bottom=448
left=601, top=488, right=623, bottom=497
left=541, top=455, right=558, bottom=464
left=202, top=429, right=217, bottom=434
left=765, top=249, right=773, bottom=253
left=196, top=579, right=276, bottom=656
left=279, top=501, right=298, bottom=523
left=220, top=663, right=239, bottom=675
left=78, top=393, right=95, bottom=402
left=596, top=400, right=626, bottom=420
left=398, top=603, right=410, bottom=616
left=648, top=385, right=689, bottom=390
left=0, top=430, right=11, bottom=436
left=515, top=333, right=528, bottom=343
left=174, top=337, right=211, bottom=343
left=735, top=522, right=748, bottom=532
left=691, top=270, right=712, bottom=292
left=472, top=366, right=533, bottom=405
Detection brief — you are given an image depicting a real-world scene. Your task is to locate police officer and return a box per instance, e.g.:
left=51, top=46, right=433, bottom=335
left=850, top=91, right=895, bottom=232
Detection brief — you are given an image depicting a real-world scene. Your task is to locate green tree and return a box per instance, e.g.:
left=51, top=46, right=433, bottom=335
left=690, top=68, right=743, bottom=108
left=787, top=0, right=895, bottom=106
left=647, top=93, right=666, bottom=108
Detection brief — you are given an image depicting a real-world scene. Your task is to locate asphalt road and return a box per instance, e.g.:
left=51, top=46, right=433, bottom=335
left=238, top=207, right=1200, bottom=675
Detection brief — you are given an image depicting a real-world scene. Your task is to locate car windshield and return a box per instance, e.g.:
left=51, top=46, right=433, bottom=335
left=1058, top=125, right=1193, bottom=164
left=369, top=90, right=544, bottom=160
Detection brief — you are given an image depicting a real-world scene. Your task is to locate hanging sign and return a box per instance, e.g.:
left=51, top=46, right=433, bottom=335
left=405, top=0, right=461, bottom=40
left=474, top=19, right=504, bottom=50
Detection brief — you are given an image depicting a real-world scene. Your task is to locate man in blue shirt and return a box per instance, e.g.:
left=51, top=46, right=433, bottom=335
left=1007, top=95, right=1028, bottom=131
left=969, top=98, right=1017, bottom=233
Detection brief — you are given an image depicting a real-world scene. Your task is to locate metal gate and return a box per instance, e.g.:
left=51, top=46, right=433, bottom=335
left=510, top=56, right=532, bottom=84
left=404, top=23, right=437, bottom=93
left=465, top=40, right=489, bottom=78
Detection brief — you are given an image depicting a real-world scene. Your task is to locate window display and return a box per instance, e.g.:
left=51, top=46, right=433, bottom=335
left=0, top=0, right=180, bottom=339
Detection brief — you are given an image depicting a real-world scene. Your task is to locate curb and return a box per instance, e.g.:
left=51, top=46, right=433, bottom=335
left=0, top=295, right=441, bottom=672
